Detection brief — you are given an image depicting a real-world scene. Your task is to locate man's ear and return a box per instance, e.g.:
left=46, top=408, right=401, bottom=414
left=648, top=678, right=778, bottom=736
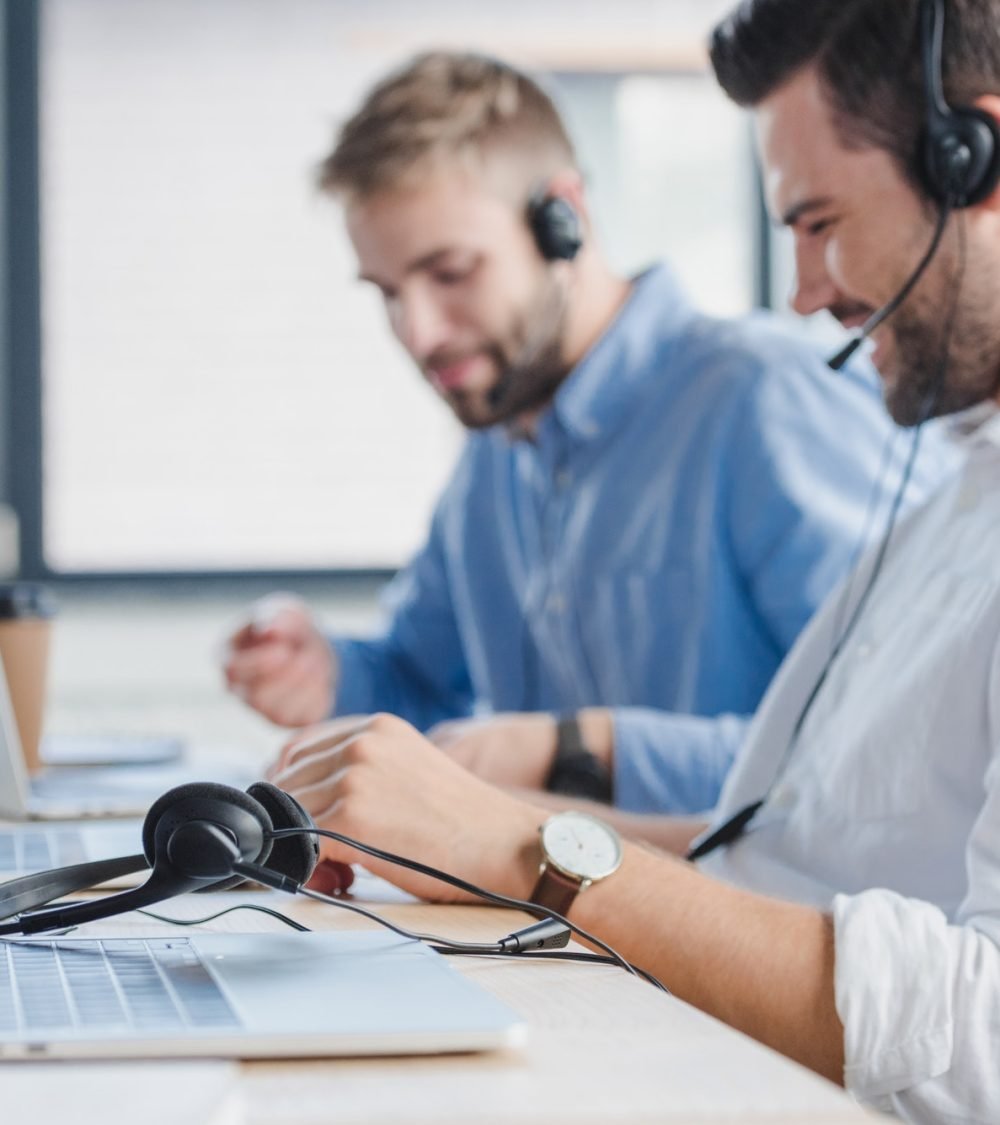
left=545, top=168, right=590, bottom=231
left=970, top=94, right=1000, bottom=212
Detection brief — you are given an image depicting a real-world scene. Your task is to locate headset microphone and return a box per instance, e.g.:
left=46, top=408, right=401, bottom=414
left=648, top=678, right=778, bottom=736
left=488, top=190, right=583, bottom=410
left=486, top=369, right=514, bottom=409
left=827, top=199, right=952, bottom=371
left=0, top=781, right=319, bottom=936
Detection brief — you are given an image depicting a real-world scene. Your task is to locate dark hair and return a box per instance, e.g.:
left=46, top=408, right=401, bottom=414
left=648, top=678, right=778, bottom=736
left=710, top=0, right=1000, bottom=190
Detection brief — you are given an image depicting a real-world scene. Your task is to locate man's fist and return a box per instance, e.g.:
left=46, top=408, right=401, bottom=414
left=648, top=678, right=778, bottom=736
left=222, top=594, right=336, bottom=727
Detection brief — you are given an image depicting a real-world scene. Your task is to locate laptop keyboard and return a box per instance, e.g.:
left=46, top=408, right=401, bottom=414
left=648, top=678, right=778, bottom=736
left=0, top=829, right=88, bottom=872
left=0, top=938, right=240, bottom=1032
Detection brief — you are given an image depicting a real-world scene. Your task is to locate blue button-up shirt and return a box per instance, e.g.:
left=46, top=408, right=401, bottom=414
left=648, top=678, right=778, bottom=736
left=333, top=264, right=954, bottom=813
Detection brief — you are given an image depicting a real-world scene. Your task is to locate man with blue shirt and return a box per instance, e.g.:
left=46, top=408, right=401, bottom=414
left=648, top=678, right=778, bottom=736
left=224, top=50, right=945, bottom=817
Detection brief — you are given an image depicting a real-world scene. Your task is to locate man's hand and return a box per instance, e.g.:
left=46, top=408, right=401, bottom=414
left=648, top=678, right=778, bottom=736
left=222, top=594, right=336, bottom=728
left=428, top=709, right=615, bottom=790
left=270, top=713, right=545, bottom=903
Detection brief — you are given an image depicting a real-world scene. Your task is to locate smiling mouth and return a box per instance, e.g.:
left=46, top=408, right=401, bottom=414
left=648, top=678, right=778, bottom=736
left=832, top=305, right=875, bottom=333
left=426, top=354, right=483, bottom=391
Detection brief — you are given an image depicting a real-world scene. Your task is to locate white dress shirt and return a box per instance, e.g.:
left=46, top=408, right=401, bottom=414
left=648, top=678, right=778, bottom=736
left=699, top=405, right=1000, bottom=1123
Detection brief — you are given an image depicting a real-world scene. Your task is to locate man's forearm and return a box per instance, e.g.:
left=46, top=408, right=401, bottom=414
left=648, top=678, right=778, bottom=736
left=571, top=844, right=844, bottom=1083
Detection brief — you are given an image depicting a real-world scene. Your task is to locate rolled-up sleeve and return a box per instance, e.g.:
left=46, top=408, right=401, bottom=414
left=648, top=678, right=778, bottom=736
left=832, top=632, right=1000, bottom=1122
left=834, top=889, right=1000, bottom=1122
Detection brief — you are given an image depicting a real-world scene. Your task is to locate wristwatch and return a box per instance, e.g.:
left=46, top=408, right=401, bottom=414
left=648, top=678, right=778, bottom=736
left=545, top=714, right=613, bottom=803
left=530, top=810, right=623, bottom=915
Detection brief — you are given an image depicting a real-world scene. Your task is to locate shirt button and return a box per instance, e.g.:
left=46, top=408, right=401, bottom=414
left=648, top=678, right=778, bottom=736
left=547, top=594, right=566, bottom=614
left=770, top=782, right=796, bottom=809
left=555, top=469, right=572, bottom=489
left=957, top=485, right=980, bottom=511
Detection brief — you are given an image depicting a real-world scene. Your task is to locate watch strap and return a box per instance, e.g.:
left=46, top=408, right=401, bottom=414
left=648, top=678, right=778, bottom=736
left=554, top=714, right=587, bottom=756
left=530, top=864, right=586, bottom=916
left=545, top=714, right=613, bottom=803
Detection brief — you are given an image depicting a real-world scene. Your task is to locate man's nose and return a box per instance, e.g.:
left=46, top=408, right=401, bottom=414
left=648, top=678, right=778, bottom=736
left=394, top=289, right=452, bottom=360
left=789, top=240, right=840, bottom=318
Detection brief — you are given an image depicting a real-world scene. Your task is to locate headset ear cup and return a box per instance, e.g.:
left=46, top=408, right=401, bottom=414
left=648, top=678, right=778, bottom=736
left=247, top=781, right=319, bottom=885
left=528, top=195, right=583, bottom=261
left=918, top=0, right=1000, bottom=208
left=143, top=782, right=275, bottom=893
left=952, top=106, right=1000, bottom=206
left=923, top=107, right=1000, bottom=206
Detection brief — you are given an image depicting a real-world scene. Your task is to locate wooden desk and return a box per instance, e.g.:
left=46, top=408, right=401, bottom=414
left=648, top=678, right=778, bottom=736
left=64, top=885, right=875, bottom=1125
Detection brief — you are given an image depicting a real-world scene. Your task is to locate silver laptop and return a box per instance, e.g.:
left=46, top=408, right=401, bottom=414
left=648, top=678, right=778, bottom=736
left=0, top=820, right=143, bottom=879
left=0, top=931, right=525, bottom=1059
left=0, top=658, right=249, bottom=821
left=41, top=731, right=184, bottom=769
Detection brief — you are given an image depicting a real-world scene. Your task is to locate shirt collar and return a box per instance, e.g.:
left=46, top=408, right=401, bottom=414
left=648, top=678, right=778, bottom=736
left=536, top=262, right=696, bottom=448
left=942, top=399, right=1000, bottom=450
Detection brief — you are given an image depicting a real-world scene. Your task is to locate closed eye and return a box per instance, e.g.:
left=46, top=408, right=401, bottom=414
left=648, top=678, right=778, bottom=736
left=359, top=276, right=397, bottom=302
left=805, top=217, right=835, bottom=237
left=429, top=258, right=479, bottom=287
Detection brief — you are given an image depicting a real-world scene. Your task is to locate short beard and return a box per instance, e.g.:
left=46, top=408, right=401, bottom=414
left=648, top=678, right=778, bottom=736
left=887, top=260, right=1000, bottom=426
left=445, top=272, right=570, bottom=430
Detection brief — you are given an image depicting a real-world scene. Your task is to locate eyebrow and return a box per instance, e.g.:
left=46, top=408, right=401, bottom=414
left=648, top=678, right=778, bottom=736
left=779, top=196, right=835, bottom=228
left=358, top=248, right=464, bottom=287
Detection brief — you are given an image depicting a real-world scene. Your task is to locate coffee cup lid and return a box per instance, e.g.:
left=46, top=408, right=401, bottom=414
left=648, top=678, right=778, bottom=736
left=0, top=584, right=57, bottom=620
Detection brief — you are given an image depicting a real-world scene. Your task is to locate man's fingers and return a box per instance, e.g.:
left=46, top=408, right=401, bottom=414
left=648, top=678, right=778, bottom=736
left=249, top=593, right=309, bottom=631
left=222, top=598, right=306, bottom=661
left=276, top=717, right=373, bottom=771
left=225, top=621, right=261, bottom=653
left=224, top=641, right=295, bottom=686
left=274, top=743, right=354, bottom=795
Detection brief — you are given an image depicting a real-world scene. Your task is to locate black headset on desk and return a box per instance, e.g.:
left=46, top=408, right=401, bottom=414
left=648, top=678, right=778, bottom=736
left=0, top=778, right=665, bottom=988
left=0, top=781, right=319, bottom=933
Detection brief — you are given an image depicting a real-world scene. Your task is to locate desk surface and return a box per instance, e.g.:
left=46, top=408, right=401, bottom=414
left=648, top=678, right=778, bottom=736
left=32, top=604, right=876, bottom=1123
left=32, top=882, right=877, bottom=1125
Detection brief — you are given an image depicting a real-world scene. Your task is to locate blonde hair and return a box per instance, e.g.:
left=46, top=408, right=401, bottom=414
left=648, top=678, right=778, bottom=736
left=319, top=52, right=577, bottom=200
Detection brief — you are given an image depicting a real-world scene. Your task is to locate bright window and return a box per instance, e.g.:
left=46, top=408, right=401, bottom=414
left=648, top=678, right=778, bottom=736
left=39, top=0, right=752, bottom=573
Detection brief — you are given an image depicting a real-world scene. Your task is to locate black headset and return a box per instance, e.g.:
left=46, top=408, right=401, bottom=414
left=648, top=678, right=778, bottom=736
left=0, top=781, right=319, bottom=935
left=828, top=0, right=1000, bottom=371
left=527, top=191, right=583, bottom=261
left=920, top=0, right=1000, bottom=207
left=0, top=779, right=669, bottom=985
left=483, top=187, right=583, bottom=412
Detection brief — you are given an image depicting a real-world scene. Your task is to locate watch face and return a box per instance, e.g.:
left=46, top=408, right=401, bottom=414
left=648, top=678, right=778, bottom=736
left=541, top=811, right=623, bottom=882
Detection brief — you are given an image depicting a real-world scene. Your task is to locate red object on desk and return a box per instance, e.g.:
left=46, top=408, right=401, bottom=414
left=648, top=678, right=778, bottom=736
left=308, top=859, right=356, bottom=895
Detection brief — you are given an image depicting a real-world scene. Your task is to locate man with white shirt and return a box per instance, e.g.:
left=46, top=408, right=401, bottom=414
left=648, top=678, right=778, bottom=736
left=269, top=2, right=1000, bottom=1118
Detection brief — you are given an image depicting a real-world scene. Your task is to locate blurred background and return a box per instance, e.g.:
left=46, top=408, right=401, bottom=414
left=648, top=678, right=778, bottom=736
left=0, top=0, right=801, bottom=752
